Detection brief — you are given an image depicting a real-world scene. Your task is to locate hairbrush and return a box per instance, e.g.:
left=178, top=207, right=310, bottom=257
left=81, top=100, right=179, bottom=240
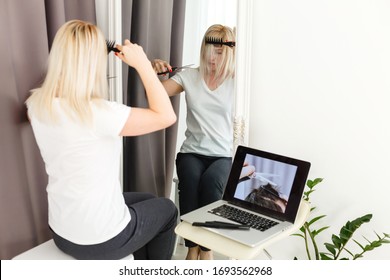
left=205, top=37, right=235, bottom=47
left=106, top=40, right=121, bottom=54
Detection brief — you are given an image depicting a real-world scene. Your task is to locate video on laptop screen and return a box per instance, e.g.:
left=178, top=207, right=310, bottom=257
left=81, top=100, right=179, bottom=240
left=233, top=154, right=298, bottom=214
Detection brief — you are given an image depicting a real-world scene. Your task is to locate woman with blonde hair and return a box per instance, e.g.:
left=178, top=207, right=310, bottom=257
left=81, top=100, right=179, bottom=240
left=152, top=24, right=236, bottom=260
left=26, top=20, right=177, bottom=260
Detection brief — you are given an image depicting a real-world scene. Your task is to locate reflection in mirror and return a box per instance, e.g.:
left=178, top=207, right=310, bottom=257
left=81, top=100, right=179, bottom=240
left=177, top=0, right=238, bottom=155
left=169, top=0, right=238, bottom=259
left=96, top=0, right=238, bottom=194
left=97, top=0, right=238, bottom=167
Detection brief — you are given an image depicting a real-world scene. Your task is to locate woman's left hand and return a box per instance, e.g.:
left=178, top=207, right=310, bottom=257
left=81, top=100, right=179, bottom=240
left=151, top=59, right=172, bottom=75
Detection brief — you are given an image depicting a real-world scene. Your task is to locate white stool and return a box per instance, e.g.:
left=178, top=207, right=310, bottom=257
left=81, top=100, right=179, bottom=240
left=12, top=239, right=134, bottom=260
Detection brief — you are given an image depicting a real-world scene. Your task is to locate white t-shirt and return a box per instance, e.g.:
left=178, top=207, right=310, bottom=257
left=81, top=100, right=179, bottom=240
left=171, top=68, right=234, bottom=157
left=28, top=99, right=131, bottom=245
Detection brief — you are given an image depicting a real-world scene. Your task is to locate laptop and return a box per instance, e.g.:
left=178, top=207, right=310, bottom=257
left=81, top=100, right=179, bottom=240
left=180, top=145, right=311, bottom=247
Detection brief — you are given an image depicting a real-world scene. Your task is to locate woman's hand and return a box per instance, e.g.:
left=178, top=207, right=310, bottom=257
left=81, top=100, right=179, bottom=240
left=114, top=40, right=177, bottom=137
left=151, top=59, right=172, bottom=74
left=114, top=39, right=149, bottom=70
left=239, top=164, right=255, bottom=179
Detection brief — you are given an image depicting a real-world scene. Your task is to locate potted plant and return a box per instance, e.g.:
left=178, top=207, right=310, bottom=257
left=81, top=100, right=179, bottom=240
left=293, top=178, right=390, bottom=260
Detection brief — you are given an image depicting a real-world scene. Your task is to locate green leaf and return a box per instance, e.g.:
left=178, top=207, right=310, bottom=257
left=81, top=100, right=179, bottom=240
left=332, top=234, right=343, bottom=249
left=369, top=240, right=382, bottom=248
left=339, top=228, right=353, bottom=242
left=306, top=178, right=323, bottom=189
left=307, top=178, right=323, bottom=188
left=313, top=226, right=329, bottom=237
left=349, top=214, right=372, bottom=230
left=304, top=190, right=314, bottom=196
left=312, top=178, right=324, bottom=185
left=325, top=243, right=336, bottom=255
left=353, top=239, right=365, bottom=250
left=308, top=215, right=327, bottom=226
left=360, top=214, right=373, bottom=222
left=298, top=224, right=306, bottom=231
left=339, top=214, right=372, bottom=239
left=306, top=180, right=314, bottom=188
left=320, top=253, right=333, bottom=260
left=353, top=252, right=365, bottom=259
left=344, top=247, right=354, bottom=257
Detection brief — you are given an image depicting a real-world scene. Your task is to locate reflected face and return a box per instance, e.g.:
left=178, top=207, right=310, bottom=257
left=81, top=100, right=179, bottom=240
left=207, top=47, right=223, bottom=71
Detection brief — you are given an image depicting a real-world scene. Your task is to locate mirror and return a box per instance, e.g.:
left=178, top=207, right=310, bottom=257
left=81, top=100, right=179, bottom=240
left=97, top=0, right=239, bottom=151
left=95, top=0, right=240, bottom=187
left=176, top=0, right=238, bottom=154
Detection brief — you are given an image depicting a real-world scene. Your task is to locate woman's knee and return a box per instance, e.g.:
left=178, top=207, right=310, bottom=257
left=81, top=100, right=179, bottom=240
left=200, top=182, right=225, bottom=201
left=200, top=171, right=228, bottom=190
left=198, top=172, right=228, bottom=201
left=157, top=198, right=178, bottom=230
left=123, top=192, right=156, bottom=206
left=202, top=160, right=231, bottom=186
left=157, top=197, right=178, bottom=219
left=176, top=153, right=204, bottom=183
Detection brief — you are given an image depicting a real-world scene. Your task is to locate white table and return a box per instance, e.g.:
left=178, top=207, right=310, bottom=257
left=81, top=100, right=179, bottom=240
left=175, top=200, right=310, bottom=260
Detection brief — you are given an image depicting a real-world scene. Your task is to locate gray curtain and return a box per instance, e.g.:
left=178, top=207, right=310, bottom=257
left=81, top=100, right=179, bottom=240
left=122, top=0, right=186, bottom=197
left=0, top=0, right=96, bottom=260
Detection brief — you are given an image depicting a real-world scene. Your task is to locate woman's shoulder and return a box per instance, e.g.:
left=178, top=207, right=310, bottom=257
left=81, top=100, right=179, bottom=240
left=176, top=67, right=200, bottom=79
left=91, top=99, right=130, bottom=114
left=170, top=67, right=200, bottom=87
left=93, top=99, right=125, bottom=107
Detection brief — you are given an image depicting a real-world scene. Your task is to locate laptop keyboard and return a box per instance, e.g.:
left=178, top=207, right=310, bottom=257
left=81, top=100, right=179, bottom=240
left=208, top=204, right=279, bottom=231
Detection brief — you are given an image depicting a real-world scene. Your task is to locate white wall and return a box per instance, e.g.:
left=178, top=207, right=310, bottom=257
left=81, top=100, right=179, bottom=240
left=246, top=0, right=390, bottom=259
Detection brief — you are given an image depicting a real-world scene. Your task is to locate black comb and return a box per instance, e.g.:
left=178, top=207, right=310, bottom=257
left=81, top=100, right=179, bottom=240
left=205, top=37, right=235, bottom=47
left=106, top=40, right=120, bottom=54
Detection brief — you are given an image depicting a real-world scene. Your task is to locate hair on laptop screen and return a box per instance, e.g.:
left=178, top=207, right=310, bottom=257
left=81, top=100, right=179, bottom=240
left=234, top=154, right=297, bottom=213
left=223, top=146, right=311, bottom=223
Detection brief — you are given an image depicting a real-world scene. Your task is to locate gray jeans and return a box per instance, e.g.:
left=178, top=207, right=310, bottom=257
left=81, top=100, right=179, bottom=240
left=176, top=152, right=232, bottom=249
left=52, top=192, right=178, bottom=260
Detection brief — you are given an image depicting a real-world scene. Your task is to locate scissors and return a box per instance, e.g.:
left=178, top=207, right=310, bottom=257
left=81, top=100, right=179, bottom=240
left=157, top=64, right=194, bottom=75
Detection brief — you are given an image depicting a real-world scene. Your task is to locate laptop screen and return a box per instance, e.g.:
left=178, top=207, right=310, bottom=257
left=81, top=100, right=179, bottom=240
left=223, top=146, right=311, bottom=223
left=234, top=154, right=298, bottom=213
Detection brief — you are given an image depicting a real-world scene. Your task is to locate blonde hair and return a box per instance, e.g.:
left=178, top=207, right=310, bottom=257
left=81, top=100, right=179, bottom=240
left=26, top=20, right=108, bottom=124
left=199, top=24, right=236, bottom=86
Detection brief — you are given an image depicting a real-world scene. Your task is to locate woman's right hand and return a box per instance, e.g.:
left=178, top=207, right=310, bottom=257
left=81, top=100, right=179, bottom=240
left=239, top=164, right=256, bottom=179
left=151, top=59, right=172, bottom=74
left=116, top=41, right=177, bottom=137
left=115, top=39, right=149, bottom=70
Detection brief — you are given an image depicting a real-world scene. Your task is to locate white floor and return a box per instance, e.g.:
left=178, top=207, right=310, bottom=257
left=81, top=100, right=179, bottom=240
left=171, top=241, right=229, bottom=260
left=171, top=239, right=274, bottom=260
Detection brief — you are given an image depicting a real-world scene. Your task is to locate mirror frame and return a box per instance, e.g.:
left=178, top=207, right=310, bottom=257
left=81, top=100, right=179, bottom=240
left=234, top=0, right=253, bottom=148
